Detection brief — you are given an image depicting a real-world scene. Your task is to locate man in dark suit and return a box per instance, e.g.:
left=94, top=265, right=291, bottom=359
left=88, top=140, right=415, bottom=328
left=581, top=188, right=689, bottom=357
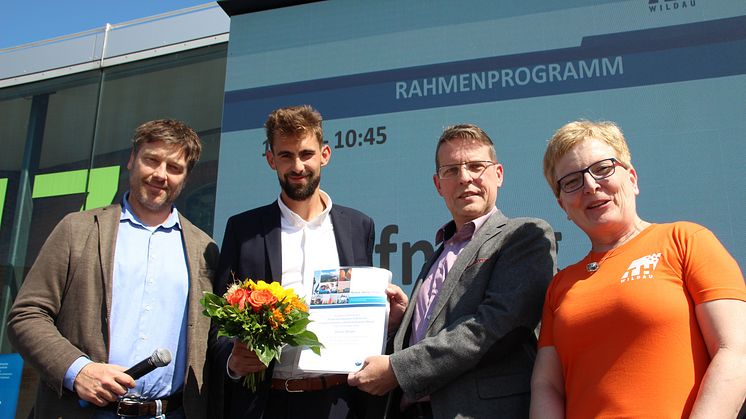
left=348, top=124, right=557, bottom=418
left=213, top=105, right=406, bottom=419
left=8, top=119, right=218, bottom=418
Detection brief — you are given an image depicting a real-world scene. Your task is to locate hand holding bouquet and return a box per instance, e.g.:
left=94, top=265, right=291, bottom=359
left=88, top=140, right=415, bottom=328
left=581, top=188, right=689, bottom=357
left=201, top=279, right=322, bottom=391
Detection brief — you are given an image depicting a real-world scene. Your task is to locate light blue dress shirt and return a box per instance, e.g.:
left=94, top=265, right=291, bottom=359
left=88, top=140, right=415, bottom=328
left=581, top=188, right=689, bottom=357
left=64, top=195, right=189, bottom=400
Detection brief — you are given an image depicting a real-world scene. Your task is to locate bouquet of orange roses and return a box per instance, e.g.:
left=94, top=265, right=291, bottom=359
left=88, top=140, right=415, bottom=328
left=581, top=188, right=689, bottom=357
left=200, top=279, right=322, bottom=391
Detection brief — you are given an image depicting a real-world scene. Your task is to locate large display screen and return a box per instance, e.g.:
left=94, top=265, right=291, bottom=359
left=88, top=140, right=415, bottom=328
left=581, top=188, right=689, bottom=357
left=215, top=0, right=746, bottom=291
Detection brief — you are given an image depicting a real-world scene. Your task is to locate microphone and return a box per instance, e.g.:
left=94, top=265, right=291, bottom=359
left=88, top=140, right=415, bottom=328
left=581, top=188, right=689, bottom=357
left=78, top=348, right=173, bottom=408
left=124, top=348, right=172, bottom=380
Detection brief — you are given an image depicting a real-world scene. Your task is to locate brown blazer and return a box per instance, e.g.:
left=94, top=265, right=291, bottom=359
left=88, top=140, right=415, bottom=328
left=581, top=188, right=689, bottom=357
left=7, top=204, right=219, bottom=419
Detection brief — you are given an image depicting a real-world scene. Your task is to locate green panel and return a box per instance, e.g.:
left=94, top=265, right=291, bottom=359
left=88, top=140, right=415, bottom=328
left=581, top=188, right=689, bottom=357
left=31, top=166, right=119, bottom=211
left=85, top=166, right=120, bottom=210
left=31, top=169, right=87, bottom=198
left=0, top=178, right=7, bottom=228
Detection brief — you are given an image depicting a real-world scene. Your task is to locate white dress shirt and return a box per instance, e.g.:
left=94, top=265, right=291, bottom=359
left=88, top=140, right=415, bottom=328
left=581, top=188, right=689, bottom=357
left=273, top=190, right=340, bottom=379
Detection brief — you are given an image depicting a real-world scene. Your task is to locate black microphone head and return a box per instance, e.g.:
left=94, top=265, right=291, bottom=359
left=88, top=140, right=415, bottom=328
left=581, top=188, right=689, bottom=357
left=151, top=348, right=172, bottom=367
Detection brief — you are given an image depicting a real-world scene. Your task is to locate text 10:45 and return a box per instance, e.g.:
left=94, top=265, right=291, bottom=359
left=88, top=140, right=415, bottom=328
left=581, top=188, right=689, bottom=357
left=333, top=126, right=387, bottom=149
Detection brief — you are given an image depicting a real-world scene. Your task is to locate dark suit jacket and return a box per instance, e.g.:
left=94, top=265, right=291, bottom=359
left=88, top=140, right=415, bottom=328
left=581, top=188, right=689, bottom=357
left=388, top=210, right=557, bottom=419
left=211, top=200, right=375, bottom=418
left=7, top=204, right=219, bottom=419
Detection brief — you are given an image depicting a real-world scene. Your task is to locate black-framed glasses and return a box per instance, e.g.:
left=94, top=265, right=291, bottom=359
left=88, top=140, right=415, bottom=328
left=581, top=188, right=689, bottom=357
left=436, top=161, right=496, bottom=180
left=556, top=158, right=623, bottom=193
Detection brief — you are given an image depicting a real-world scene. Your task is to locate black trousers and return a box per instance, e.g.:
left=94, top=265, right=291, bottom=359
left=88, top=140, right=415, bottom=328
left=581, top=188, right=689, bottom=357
left=262, top=385, right=385, bottom=419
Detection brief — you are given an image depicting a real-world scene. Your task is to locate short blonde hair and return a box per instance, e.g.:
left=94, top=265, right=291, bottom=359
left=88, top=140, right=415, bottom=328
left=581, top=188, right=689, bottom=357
left=543, top=120, right=632, bottom=197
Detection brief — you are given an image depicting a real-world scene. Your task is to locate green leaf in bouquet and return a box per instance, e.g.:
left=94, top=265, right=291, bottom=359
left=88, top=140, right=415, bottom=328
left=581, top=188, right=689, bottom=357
left=287, top=330, right=323, bottom=354
left=286, top=318, right=311, bottom=335
left=200, top=292, right=227, bottom=317
left=308, top=345, right=322, bottom=356
left=254, top=343, right=280, bottom=367
left=201, top=292, right=224, bottom=305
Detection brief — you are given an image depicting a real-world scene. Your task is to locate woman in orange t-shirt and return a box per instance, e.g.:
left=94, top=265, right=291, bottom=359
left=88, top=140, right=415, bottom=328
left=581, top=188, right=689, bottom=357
left=530, top=120, right=746, bottom=418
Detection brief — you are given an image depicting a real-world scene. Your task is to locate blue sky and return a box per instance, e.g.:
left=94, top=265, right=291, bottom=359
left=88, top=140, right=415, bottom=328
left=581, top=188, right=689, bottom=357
left=0, top=1, right=214, bottom=49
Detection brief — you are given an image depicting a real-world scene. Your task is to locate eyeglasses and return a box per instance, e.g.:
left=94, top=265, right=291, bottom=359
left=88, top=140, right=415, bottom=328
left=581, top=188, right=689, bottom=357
left=436, top=161, right=496, bottom=180
left=556, top=158, right=624, bottom=194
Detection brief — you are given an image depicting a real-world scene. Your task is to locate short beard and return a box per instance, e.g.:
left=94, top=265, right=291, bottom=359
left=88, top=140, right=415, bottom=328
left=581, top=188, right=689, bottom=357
left=132, top=179, right=184, bottom=213
left=279, top=172, right=320, bottom=201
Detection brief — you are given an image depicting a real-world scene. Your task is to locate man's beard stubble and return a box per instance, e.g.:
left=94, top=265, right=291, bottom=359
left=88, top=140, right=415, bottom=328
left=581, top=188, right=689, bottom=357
left=131, top=176, right=185, bottom=214
left=279, top=172, right=321, bottom=202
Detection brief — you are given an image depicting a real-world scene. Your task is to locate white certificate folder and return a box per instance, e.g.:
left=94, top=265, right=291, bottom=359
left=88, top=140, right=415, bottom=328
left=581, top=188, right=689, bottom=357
left=297, top=266, right=392, bottom=373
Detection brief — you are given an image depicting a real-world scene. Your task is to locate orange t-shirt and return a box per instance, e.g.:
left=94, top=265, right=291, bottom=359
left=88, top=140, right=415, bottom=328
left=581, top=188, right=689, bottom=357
left=538, top=222, right=746, bottom=418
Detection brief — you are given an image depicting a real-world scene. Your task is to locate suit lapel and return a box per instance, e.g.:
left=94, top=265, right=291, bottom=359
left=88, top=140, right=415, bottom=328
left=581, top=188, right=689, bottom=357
left=180, top=216, right=204, bottom=312
left=265, top=202, right=283, bottom=282
left=180, top=216, right=198, bottom=363
left=330, top=206, right=354, bottom=266
left=425, top=210, right=507, bottom=335
left=97, top=204, right=121, bottom=323
left=180, top=214, right=214, bottom=375
left=394, top=246, right=443, bottom=350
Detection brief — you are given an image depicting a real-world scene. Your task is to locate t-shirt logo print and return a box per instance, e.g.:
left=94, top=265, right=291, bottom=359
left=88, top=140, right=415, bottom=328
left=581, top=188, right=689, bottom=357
left=620, top=253, right=662, bottom=283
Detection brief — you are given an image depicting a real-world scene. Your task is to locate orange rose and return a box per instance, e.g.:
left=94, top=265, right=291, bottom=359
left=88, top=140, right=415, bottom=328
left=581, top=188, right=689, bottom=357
left=247, top=289, right=277, bottom=311
left=226, top=288, right=251, bottom=310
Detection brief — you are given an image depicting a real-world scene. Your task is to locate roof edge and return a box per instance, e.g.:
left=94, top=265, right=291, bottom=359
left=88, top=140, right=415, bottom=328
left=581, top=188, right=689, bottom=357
left=217, top=0, right=322, bottom=17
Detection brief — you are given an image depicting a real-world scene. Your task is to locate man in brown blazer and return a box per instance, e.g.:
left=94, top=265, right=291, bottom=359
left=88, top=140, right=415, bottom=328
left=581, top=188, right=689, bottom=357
left=8, top=119, right=219, bottom=418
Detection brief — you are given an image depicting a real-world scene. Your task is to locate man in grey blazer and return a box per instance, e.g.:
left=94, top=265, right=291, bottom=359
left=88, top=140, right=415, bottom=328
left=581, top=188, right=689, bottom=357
left=348, top=124, right=557, bottom=418
left=8, top=119, right=218, bottom=418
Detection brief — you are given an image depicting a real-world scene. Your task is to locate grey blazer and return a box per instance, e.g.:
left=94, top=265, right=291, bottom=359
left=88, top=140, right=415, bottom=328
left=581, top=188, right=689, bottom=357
left=7, top=204, right=219, bottom=419
left=389, top=210, right=556, bottom=419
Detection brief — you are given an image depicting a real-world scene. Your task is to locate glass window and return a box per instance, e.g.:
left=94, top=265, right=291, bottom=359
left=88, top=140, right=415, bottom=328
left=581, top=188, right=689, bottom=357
left=0, top=40, right=227, bottom=418
left=93, top=44, right=227, bottom=235
left=0, top=71, right=101, bottom=273
left=0, top=97, right=30, bottom=265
